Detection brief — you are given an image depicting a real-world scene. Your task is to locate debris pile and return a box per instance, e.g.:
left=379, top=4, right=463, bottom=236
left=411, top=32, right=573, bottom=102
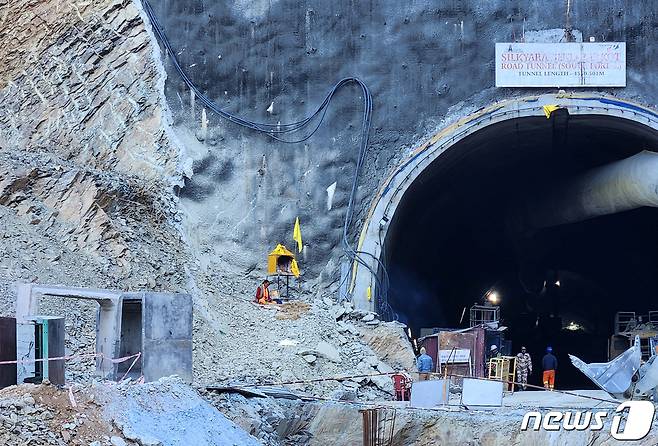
left=0, top=383, right=119, bottom=446
left=98, top=377, right=261, bottom=446
left=204, top=392, right=315, bottom=446
left=0, top=378, right=260, bottom=446
left=199, top=291, right=416, bottom=399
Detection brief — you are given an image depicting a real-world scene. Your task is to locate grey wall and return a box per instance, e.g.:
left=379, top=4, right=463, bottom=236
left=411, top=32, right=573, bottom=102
left=142, top=292, right=193, bottom=382
left=149, top=0, right=658, bottom=290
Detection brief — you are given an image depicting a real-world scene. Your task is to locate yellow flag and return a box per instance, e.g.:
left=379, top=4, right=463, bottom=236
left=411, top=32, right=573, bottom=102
left=543, top=104, right=561, bottom=119
left=293, top=217, right=303, bottom=253
left=366, top=286, right=372, bottom=301
left=291, top=259, right=300, bottom=278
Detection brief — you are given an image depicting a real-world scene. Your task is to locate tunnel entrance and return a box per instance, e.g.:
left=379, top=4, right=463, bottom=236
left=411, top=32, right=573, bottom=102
left=382, top=112, right=658, bottom=390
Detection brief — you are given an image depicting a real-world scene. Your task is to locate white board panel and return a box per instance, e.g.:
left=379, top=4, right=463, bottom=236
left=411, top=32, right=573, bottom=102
left=461, top=378, right=504, bottom=406
left=439, top=349, right=470, bottom=363
left=495, top=42, right=626, bottom=87
left=410, top=379, right=448, bottom=408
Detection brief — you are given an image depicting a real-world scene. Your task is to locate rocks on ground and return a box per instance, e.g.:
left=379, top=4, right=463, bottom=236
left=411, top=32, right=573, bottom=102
left=0, top=378, right=260, bottom=446
left=0, top=383, right=124, bottom=446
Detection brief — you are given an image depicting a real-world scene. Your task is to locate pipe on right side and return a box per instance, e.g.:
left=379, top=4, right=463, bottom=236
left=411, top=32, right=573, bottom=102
left=515, top=150, right=658, bottom=231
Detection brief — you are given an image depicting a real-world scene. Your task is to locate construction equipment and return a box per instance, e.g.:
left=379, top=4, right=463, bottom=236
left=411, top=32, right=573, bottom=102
left=360, top=407, right=396, bottom=446
left=470, top=304, right=500, bottom=328
left=570, top=335, right=658, bottom=400
left=488, top=356, right=516, bottom=393
left=609, top=310, right=658, bottom=360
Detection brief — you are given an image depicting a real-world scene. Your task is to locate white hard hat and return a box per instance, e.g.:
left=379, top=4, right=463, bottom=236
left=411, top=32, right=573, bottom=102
left=490, top=345, right=498, bottom=351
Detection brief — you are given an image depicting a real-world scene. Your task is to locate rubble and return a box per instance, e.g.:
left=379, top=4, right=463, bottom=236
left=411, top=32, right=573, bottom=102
left=0, top=378, right=260, bottom=446
left=312, top=341, right=341, bottom=363
left=361, top=322, right=417, bottom=373
left=1, top=0, right=657, bottom=444
left=0, top=384, right=121, bottom=446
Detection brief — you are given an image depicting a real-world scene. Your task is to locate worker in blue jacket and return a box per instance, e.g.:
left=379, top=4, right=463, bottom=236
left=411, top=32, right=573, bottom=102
left=417, top=347, right=434, bottom=380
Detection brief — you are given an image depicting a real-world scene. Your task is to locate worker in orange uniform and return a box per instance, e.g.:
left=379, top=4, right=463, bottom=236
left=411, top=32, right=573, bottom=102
left=255, top=279, right=272, bottom=304
left=542, top=346, right=558, bottom=390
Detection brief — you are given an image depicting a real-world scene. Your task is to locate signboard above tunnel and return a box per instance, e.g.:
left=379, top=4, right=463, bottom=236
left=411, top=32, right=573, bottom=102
left=495, top=42, right=626, bottom=87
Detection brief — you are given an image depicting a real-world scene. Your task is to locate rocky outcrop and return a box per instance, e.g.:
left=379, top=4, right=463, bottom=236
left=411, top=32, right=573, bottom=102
left=0, top=0, right=187, bottom=286
left=0, top=0, right=192, bottom=380
left=0, top=154, right=183, bottom=281
left=360, top=322, right=417, bottom=373
left=0, top=0, right=179, bottom=181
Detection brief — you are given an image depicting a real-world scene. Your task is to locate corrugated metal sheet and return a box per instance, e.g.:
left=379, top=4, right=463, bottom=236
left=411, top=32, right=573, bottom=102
left=420, top=327, right=486, bottom=382
left=421, top=326, right=486, bottom=382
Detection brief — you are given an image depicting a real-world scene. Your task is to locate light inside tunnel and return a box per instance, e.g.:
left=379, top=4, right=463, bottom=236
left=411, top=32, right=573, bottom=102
left=382, top=112, right=658, bottom=389
left=486, top=290, right=500, bottom=305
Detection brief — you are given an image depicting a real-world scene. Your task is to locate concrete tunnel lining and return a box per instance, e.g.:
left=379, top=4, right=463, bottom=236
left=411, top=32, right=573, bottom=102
left=351, top=93, right=658, bottom=313
left=348, top=93, right=658, bottom=389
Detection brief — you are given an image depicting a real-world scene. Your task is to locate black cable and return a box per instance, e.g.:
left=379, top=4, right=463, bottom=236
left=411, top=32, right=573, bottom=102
left=140, top=0, right=388, bottom=306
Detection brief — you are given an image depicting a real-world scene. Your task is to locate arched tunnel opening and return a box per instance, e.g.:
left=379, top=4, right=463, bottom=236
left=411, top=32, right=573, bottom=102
left=383, top=112, right=658, bottom=390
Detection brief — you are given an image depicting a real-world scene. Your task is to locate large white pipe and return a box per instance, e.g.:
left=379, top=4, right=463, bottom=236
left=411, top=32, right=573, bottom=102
left=518, top=150, right=658, bottom=230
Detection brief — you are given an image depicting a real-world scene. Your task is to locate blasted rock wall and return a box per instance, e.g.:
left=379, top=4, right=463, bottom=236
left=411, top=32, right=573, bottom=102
left=150, top=0, right=658, bottom=292
left=0, top=0, right=187, bottom=294
left=0, top=0, right=191, bottom=377
left=0, top=0, right=418, bottom=385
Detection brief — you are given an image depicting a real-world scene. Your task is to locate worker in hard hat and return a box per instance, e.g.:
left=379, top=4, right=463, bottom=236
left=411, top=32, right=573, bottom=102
left=488, top=344, right=501, bottom=360
left=487, top=344, right=501, bottom=376
left=515, top=346, right=532, bottom=391
left=416, top=347, right=433, bottom=381
left=254, top=279, right=272, bottom=304
left=542, top=346, right=558, bottom=390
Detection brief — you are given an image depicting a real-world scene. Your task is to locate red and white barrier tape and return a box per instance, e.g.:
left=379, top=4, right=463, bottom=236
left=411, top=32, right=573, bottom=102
left=0, top=351, right=141, bottom=366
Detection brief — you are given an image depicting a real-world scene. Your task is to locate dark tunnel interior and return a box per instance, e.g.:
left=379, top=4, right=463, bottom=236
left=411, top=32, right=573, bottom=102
left=383, top=112, right=658, bottom=389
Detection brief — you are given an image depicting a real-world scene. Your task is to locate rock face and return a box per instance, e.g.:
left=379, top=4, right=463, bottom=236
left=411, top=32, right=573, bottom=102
left=146, top=0, right=658, bottom=293
left=0, top=0, right=193, bottom=378
left=2, top=0, right=655, bottom=403
left=0, top=0, right=179, bottom=181
left=0, top=0, right=185, bottom=283
left=0, top=0, right=395, bottom=390
left=361, top=322, right=417, bottom=373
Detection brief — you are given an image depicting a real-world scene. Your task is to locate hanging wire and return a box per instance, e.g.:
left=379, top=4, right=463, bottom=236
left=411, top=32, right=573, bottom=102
left=140, top=0, right=390, bottom=310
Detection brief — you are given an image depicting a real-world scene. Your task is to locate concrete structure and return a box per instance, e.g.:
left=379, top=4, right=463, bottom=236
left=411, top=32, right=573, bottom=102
left=16, top=284, right=193, bottom=383
left=350, top=94, right=658, bottom=311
